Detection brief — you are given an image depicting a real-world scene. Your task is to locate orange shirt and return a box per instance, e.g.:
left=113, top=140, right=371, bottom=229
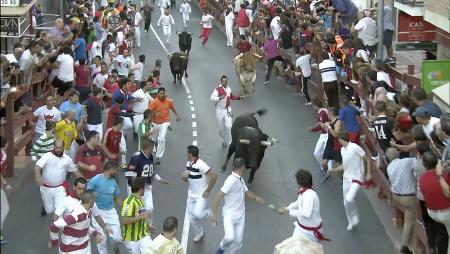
left=149, top=98, right=175, bottom=124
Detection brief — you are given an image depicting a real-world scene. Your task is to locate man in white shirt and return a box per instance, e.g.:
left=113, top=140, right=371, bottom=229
left=180, top=0, right=192, bottom=28
left=104, top=34, right=116, bottom=71
left=211, top=158, right=264, bottom=254
left=331, top=132, right=370, bottom=231
left=158, top=0, right=171, bottom=16
left=277, top=169, right=329, bottom=243
left=413, top=107, right=441, bottom=139
left=131, top=55, right=145, bottom=82
left=210, top=75, right=244, bottom=147
left=295, top=48, right=312, bottom=105
left=182, top=146, right=217, bottom=242
left=34, top=139, right=82, bottom=215
left=53, top=46, right=75, bottom=101
left=145, top=216, right=183, bottom=254
left=19, top=40, right=41, bottom=86
left=89, top=36, right=102, bottom=65
left=270, top=9, right=281, bottom=39
left=200, top=10, right=215, bottom=47
left=93, top=63, right=109, bottom=88
left=318, top=52, right=339, bottom=110
left=134, top=8, right=143, bottom=48
left=132, top=81, right=152, bottom=134
left=114, top=49, right=134, bottom=77
left=352, top=11, right=378, bottom=55
left=224, top=7, right=235, bottom=47
left=32, top=95, right=62, bottom=139
left=157, top=9, right=175, bottom=44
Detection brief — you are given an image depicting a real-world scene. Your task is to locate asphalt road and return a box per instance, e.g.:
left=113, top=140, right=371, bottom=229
left=1, top=2, right=395, bottom=254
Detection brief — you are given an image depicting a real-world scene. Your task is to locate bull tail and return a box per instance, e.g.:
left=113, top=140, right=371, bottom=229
left=253, top=108, right=267, bottom=117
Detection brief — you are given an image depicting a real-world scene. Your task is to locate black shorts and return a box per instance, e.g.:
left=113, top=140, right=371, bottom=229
left=383, top=29, right=393, bottom=48
left=52, top=77, right=73, bottom=97
left=322, top=144, right=342, bottom=163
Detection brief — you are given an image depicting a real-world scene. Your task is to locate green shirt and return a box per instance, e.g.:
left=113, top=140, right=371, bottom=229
left=138, top=121, right=152, bottom=150
left=121, top=193, right=149, bottom=241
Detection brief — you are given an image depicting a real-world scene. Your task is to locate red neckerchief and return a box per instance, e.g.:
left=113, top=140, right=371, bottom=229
left=68, top=192, right=80, bottom=200
left=188, top=158, right=198, bottom=167
left=298, top=187, right=313, bottom=195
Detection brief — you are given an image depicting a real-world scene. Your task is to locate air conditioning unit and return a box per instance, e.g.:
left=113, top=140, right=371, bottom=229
left=1, top=0, right=20, bottom=7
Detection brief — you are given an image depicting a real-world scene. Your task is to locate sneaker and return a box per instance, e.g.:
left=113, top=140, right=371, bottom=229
left=215, top=247, right=225, bottom=254
left=346, top=223, right=353, bottom=231
left=305, top=101, right=312, bottom=106
left=41, top=205, right=47, bottom=216
left=0, top=234, right=7, bottom=245
left=193, top=230, right=205, bottom=242
left=384, top=58, right=395, bottom=64
left=154, top=158, right=160, bottom=165
left=121, top=163, right=128, bottom=170
left=264, top=81, right=270, bottom=85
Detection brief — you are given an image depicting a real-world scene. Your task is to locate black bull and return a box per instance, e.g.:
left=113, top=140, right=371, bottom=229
left=168, top=52, right=189, bottom=84
left=221, top=109, right=277, bottom=184
left=177, top=31, right=192, bottom=55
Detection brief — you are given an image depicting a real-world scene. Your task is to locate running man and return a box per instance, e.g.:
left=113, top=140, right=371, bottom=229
left=200, top=10, right=215, bottom=47
left=182, top=145, right=217, bottom=242
left=210, top=75, right=244, bottom=148
left=157, top=9, right=175, bottom=44
left=149, top=87, right=180, bottom=164
left=179, top=0, right=191, bottom=28
left=211, top=158, right=264, bottom=254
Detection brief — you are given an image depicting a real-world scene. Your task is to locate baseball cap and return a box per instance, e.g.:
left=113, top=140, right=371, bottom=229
left=413, top=107, right=430, bottom=118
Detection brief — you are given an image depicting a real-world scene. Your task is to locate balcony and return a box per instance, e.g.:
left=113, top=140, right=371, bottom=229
left=424, top=0, right=450, bottom=32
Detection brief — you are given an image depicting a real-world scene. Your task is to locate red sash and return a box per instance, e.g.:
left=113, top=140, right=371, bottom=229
left=352, top=179, right=375, bottom=188
left=297, top=221, right=331, bottom=241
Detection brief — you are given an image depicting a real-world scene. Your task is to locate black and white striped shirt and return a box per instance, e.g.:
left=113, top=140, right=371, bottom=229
left=387, top=158, right=417, bottom=195
left=318, top=59, right=338, bottom=83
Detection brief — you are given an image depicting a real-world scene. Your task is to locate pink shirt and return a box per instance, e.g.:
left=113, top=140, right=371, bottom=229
left=264, top=39, right=280, bottom=59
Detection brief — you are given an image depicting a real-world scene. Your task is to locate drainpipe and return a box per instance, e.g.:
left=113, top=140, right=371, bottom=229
left=377, top=0, right=384, bottom=60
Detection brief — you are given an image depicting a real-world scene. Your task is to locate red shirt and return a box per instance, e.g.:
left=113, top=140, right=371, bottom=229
left=107, top=104, right=122, bottom=129
left=311, top=108, right=329, bottom=134
left=104, top=127, right=122, bottom=162
left=236, top=41, right=252, bottom=54
left=75, top=144, right=104, bottom=179
left=74, top=65, right=91, bottom=87
left=419, top=170, right=450, bottom=210
left=105, top=82, right=119, bottom=107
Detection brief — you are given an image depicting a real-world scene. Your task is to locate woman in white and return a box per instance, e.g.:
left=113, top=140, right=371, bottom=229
left=277, top=169, right=329, bottom=243
left=224, top=7, right=235, bottom=47
left=157, top=9, right=175, bottom=44
left=179, top=0, right=191, bottom=28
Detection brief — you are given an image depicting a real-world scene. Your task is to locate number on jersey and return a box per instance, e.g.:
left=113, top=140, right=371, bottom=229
left=142, top=164, right=154, bottom=177
left=374, top=125, right=387, bottom=140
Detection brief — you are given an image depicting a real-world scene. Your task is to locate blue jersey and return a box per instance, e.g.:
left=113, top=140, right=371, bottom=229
left=127, top=151, right=155, bottom=185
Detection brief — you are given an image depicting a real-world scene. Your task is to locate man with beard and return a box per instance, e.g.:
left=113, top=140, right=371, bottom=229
left=34, top=139, right=82, bottom=216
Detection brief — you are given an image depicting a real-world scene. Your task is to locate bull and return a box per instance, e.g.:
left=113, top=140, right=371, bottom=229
left=222, top=109, right=277, bottom=185
left=168, top=52, right=189, bottom=84
left=177, top=31, right=192, bottom=55
left=234, top=52, right=262, bottom=95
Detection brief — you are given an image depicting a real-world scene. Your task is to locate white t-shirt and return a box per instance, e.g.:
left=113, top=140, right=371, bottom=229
left=287, top=188, right=322, bottom=239
left=295, top=54, right=312, bottom=77
left=93, top=73, right=109, bottom=88
left=354, top=17, right=378, bottom=46
left=422, top=117, right=440, bottom=138
left=57, top=54, right=74, bottom=82
left=5, top=53, right=18, bottom=64
left=270, top=16, right=281, bottom=39
left=377, top=71, right=392, bottom=87
left=318, top=59, right=338, bottom=83
left=131, top=89, right=152, bottom=114
left=132, top=62, right=144, bottom=81
left=33, top=105, right=62, bottom=134
left=221, top=172, right=248, bottom=218
left=90, top=41, right=102, bottom=60
left=201, top=14, right=215, bottom=28
left=19, top=49, right=38, bottom=72
left=341, top=142, right=366, bottom=181
left=355, top=49, right=370, bottom=62
left=104, top=43, right=116, bottom=65
left=36, top=152, right=77, bottom=186
left=55, top=194, right=100, bottom=217
left=185, top=158, right=211, bottom=198
left=134, top=11, right=142, bottom=26
left=114, top=55, right=131, bottom=76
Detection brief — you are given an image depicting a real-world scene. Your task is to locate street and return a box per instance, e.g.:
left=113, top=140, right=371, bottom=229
left=0, top=3, right=395, bottom=254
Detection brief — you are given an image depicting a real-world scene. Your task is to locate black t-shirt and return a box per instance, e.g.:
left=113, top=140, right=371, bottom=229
left=279, top=30, right=293, bottom=49
left=372, top=116, right=394, bottom=151
left=143, top=5, right=153, bottom=19
left=85, top=97, right=103, bottom=125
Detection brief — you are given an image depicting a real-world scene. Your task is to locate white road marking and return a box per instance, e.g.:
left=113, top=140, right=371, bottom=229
left=193, top=131, right=197, bottom=137
left=191, top=113, right=196, bottom=119
left=150, top=23, right=193, bottom=252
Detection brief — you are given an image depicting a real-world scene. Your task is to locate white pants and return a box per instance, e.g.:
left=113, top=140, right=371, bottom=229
left=343, top=179, right=361, bottom=227
left=133, top=114, right=144, bottom=134
left=135, top=26, right=141, bottom=47
left=215, top=109, right=232, bottom=145
left=122, top=113, right=134, bottom=136
left=428, top=207, right=450, bottom=236
left=40, top=185, right=67, bottom=214
left=313, top=133, right=328, bottom=170
left=1, top=188, right=9, bottom=230
left=92, top=207, right=122, bottom=254
left=220, top=214, right=245, bottom=254
left=68, top=140, right=79, bottom=161
left=152, top=121, right=170, bottom=159
left=127, top=184, right=154, bottom=224
left=119, top=133, right=127, bottom=164
left=225, top=23, right=234, bottom=46
left=182, top=13, right=190, bottom=27
left=238, top=26, right=250, bottom=36
left=292, top=222, right=322, bottom=243
left=187, top=197, right=210, bottom=237
left=162, top=25, right=171, bottom=43
left=87, top=123, right=103, bottom=140
left=124, top=235, right=153, bottom=254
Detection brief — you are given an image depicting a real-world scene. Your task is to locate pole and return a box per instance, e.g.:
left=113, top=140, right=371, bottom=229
left=377, top=0, right=384, bottom=60
left=59, top=0, right=64, bottom=19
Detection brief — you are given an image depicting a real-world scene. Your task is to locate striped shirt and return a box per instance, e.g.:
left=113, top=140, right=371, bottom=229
left=49, top=202, right=91, bottom=254
left=318, top=59, right=337, bottom=83
left=186, top=158, right=211, bottom=198
left=31, top=132, right=55, bottom=160
left=121, top=193, right=149, bottom=242
left=387, top=158, right=417, bottom=195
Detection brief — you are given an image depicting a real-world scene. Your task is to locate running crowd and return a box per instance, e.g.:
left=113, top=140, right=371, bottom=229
left=0, top=0, right=449, bottom=253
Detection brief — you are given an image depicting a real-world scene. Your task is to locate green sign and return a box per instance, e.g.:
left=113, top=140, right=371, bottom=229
left=422, top=60, right=450, bottom=94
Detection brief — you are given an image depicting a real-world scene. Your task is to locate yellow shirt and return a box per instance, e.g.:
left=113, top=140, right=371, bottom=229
left=55, top=119, right=78, bottom=150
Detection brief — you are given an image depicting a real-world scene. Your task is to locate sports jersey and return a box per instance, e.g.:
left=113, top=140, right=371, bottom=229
left=372, top=115, right=394, bottom=151
left=104, top=128, right=123, bottom=155
left=121, top=193, right=149, bottom=241
left=127, top=151, right=155, bottom=185
left=185, top=158, right=211, bottom=198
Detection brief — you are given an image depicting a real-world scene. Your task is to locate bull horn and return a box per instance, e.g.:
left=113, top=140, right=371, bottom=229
left=270, top=137, right=279, bottom=143
left=261, top=141, right=272, bottom=146
left=239, top=139, right=250, bottom=144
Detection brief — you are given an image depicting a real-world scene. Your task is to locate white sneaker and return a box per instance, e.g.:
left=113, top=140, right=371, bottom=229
left=346, top=223, right=353, bottom=231
left=193, top=230, right=205, bottom=242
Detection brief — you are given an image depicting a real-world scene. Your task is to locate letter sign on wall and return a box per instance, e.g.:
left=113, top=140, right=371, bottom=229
left=397, top=11, right=436, bottom=42
left=0, top=17, right=20, bottom=37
